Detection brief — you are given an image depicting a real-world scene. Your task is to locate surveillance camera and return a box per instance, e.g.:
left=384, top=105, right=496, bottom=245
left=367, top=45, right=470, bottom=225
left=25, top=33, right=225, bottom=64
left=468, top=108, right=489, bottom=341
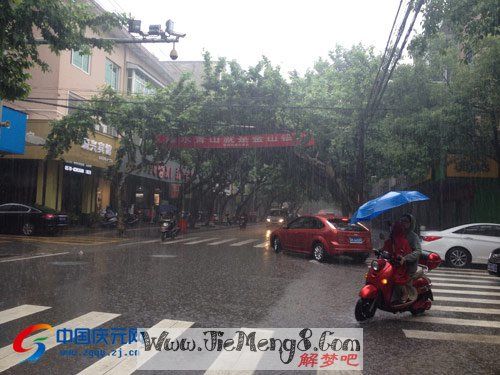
left=170, top=47, right=178, bottom=60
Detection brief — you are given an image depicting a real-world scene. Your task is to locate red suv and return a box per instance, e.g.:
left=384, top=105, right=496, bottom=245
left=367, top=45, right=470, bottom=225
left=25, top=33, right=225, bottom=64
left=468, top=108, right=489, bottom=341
left=270, top=215, right=372, bottom=262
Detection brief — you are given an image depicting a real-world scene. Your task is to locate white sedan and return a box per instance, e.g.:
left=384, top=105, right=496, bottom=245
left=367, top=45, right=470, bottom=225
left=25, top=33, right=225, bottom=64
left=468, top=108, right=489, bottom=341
left=421, top=223, right=500, bottom=268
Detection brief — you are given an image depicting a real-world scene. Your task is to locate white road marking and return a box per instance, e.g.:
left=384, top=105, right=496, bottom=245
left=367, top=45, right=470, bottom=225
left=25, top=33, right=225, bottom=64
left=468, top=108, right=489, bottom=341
left=431, top=277, right=498, bottom=284
left=432, top=272, right=498, bottom=280
left=432, top=305, right=500, bottom=314
left=0, top=252, right=69, bottom=263
left=433, top=289, right=500, bottom=296
left=0, top=305, right=51, bottom=325
left=432, top=282, right=500, bottom=290
left=253, top=242, right=268, bottom=248
left=184, top=237, right=219, bottom=245
left=230, top=239, right=258, bottom=247
left=434, top=268, right=487, bottom=274
left=204, top=328, right=274, bottom=373
left=117, top=240, right=159, bottom=247
left=162, top=237, right=200, bottom=244
left=403, top=330, right=500, bottom=345
left=77, top=319, right=194, bottom=375
left=434, top=296, right=500, bottom=305
left=208, top=238, right=237, bottom=245
left=402, top=315, right=500, bottom=328
left=0, top=311, right=119, bottom=372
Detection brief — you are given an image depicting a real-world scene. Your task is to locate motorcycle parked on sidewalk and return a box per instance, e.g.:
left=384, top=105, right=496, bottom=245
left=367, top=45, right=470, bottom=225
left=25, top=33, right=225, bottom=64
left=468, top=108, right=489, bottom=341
left=100, top=208, right=118, bottom=228
left=160, top=219, right=180, bottom=241
left=239, top=215, right=247, bottom=230
left=354, top=250, right=442, bottom=321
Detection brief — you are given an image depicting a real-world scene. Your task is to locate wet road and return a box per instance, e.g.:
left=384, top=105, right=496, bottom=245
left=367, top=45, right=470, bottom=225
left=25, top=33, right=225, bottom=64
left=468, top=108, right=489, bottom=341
left=0, top=224, right=498, bottom=374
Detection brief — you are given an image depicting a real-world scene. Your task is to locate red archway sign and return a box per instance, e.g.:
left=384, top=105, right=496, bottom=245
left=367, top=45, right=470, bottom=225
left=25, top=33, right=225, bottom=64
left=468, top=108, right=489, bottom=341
left=156, top=132, right=314, bottom=149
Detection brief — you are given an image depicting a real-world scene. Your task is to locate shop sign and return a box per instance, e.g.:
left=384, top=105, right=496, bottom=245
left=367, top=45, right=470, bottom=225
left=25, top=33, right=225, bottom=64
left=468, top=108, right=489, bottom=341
left=169, top=184, right=181, bottom=199
left=81, top=138, right=113, bottom=156
left=151, top=161, right=192, bottom=182
left=65, top=162, right=92, bottom=175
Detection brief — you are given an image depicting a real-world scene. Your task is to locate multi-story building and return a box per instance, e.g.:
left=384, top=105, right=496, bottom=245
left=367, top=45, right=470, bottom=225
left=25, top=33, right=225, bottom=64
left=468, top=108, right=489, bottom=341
left=0, top=0, right=176, bottom=220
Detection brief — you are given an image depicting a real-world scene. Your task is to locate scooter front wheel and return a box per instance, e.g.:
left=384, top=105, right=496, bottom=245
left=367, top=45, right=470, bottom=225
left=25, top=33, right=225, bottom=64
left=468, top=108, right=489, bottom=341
left=355, top=298, right=377, bottom=321
left=161, top=232, right=167, bottom=242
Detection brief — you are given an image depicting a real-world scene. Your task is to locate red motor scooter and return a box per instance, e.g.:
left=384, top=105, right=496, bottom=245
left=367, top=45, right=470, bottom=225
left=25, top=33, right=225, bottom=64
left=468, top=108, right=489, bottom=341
left=355, top=250, right=442, bottom=321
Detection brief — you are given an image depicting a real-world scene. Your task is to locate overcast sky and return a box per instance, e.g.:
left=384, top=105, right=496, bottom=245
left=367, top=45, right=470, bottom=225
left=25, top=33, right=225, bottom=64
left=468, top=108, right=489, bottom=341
left=96, top=0, right=406, bottom=75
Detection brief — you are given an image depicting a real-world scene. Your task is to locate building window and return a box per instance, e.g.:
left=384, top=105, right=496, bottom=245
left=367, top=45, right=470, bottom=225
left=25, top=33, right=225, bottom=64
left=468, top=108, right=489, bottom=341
left=67, top=92, right=84, bottom=115
left=105, top=59, right=120, bottom=90
left=71, top=50, right=91, bottom=73
left=127, top=69, right=156, bottom=95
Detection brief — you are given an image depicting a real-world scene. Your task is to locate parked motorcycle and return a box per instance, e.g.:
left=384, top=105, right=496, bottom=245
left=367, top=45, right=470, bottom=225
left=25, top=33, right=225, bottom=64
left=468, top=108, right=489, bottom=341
left=355, top=250, right=441, bottom=321
left=125, top=213, right=139, bottom=227
left=239, top=215, right=247, bottom=230
left=100, top=208, right=118, bottom=228
left=160, top=219, right=180, bottom=241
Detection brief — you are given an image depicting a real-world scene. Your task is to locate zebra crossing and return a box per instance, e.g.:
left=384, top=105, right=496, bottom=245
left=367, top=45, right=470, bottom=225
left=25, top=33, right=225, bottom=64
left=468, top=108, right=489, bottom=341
left=157, top=236, right=269, bottom=248
left=403, top=266, right=500, bottom=345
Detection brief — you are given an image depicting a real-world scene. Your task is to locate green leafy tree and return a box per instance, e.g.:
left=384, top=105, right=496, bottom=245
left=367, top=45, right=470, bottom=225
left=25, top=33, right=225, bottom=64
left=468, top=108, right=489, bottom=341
left=0, top=0, right=125, bottom=100
left=45, top=80, right=201, bottom=233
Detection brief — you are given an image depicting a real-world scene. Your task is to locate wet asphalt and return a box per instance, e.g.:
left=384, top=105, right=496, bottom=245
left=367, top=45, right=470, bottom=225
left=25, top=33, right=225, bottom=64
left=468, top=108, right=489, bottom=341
left=0, top=224, right=498, bottom=375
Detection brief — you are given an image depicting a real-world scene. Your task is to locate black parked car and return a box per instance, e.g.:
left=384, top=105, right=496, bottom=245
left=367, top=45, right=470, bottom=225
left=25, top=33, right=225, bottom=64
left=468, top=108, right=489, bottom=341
left=0, top=203, right=68, bottom=236
left=487, top=249, right=500, bottom=276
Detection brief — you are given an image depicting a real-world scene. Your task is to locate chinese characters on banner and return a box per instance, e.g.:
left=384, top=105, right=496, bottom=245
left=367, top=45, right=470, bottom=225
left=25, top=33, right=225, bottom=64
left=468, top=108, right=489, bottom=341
left=155, top=133, right=314, bottom=149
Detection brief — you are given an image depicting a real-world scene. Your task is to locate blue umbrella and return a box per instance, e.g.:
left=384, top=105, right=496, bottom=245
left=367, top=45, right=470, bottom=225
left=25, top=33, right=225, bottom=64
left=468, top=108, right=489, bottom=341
left=350, top=191, right=429, bottom=223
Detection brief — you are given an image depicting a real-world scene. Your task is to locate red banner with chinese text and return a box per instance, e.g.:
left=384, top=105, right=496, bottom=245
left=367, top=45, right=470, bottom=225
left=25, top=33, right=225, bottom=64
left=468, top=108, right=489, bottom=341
left=155, top=133, right=314, bottom=149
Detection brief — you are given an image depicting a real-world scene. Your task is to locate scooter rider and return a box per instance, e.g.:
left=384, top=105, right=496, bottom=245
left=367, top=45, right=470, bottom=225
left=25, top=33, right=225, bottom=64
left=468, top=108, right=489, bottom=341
left=398, top=214, right=422, bottom=274
left=397, top=214, right=422, bottom=303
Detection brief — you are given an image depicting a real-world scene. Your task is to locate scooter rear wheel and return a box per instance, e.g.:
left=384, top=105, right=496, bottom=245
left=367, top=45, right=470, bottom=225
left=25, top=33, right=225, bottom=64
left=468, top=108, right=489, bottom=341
left=355, top=298, right=377, bottom=321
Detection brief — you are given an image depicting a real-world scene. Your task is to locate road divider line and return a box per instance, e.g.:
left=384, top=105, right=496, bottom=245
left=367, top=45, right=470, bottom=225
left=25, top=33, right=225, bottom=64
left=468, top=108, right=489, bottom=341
left=208, top=238, right=237, bottom=245
left=162, top=237, right=200, bottom=245
left=184, top=237, right=219, bottom=245
left=403, top=330, right=500, bottom=345
left=230, top=239, right=258, bottom=247
left=117, top=240, right=159, bottom=247
left=431, top=273, right=499, bottom=281
left=0, top=305, right=51, bottom=325
left=434, top=296, right=500, bottom=305
left=433, top=288, right=500, bottom=297
left=432, top=282, right=500, bottom=290
left=254, top=242, right=268, bottom=248
left=0, top=311, right=120, bottom=372
left=402, top=315, right=500, bottom=328
left=434, top=268, right=487, bottom=274
left=431, top=277, right=498, bottom=284
left=0, top=252, right=69, bottom=263
left=77, top=319, right=194, bottom=375
left=432, top=305, right=500, bottom=314
left=204, top=328, right=274, bottom=374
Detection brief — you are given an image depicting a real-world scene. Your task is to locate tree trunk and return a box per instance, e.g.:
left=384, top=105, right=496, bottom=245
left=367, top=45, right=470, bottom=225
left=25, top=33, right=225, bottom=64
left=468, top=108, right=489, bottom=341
left=116, top=172, right=127, bottom=236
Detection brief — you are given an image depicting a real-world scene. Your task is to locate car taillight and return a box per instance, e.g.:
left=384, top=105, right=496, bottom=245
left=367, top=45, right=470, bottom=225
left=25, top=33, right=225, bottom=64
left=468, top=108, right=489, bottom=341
left=422, top=236, right=442, bottom=242
left=43, top=214, right=55, bottom=219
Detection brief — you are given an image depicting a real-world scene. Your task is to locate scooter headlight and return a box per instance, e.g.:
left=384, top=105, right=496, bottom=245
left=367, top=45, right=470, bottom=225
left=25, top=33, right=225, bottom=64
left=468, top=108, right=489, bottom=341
left=266, top=218, right=271, bottom=222
left=278, top=218, right=284, bottom=223
left=371, top=260, right=379, bottom=272
left=162, top=222, right=168, bottom=227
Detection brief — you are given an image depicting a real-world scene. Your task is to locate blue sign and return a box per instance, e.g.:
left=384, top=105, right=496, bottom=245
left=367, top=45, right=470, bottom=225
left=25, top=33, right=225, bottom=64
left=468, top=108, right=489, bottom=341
left=0, top=105, right=27, bottom=154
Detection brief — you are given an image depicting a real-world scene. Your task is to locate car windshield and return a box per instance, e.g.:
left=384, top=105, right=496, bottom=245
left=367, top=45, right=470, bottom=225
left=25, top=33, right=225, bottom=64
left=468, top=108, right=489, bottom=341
left=269, top=211, right=285, bottom=217
left=328, top=219, right=365, bottom=232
